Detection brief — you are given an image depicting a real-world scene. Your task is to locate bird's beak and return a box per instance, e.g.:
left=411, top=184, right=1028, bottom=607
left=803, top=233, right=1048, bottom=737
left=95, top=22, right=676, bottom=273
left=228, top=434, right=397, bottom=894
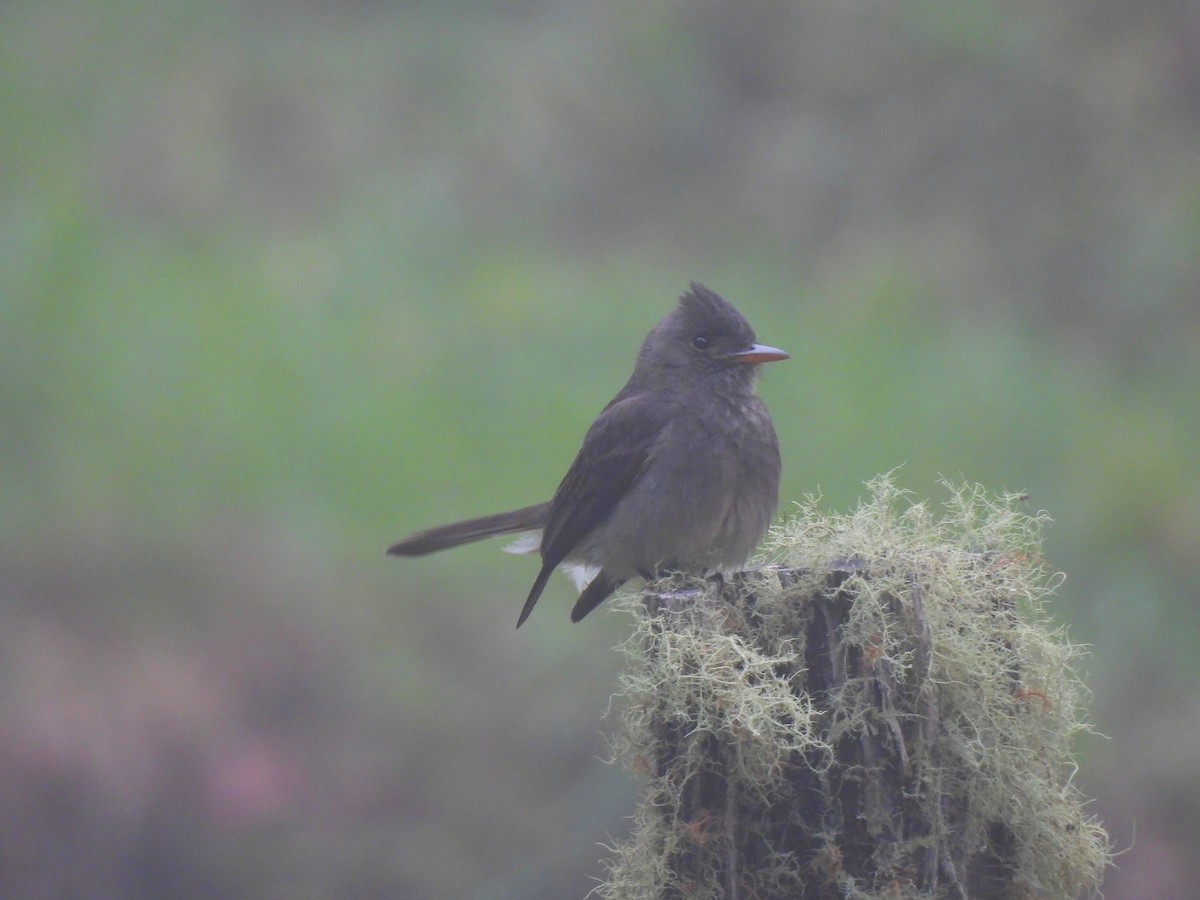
left=724, top=343, right=790, bottom=365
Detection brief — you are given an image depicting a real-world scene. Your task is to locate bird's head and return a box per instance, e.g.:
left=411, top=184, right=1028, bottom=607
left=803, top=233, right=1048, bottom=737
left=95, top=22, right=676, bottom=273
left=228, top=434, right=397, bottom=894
left=632, top=283, right=788, bottom=392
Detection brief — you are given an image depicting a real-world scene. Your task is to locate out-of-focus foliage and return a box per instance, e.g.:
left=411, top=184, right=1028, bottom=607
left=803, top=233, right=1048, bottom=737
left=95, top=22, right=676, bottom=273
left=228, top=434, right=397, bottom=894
left=1, top=1, right=1197, bottom=897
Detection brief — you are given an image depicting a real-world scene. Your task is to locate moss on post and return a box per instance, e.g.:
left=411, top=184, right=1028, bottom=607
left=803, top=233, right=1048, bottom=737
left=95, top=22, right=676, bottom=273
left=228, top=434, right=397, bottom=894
left=598, top=477, right=1109, bottom=899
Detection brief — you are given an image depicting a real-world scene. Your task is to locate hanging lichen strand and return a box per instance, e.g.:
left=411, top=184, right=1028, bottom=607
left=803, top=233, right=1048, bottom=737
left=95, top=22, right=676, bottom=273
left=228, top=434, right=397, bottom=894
left=599, top=477, right=1109, bottom=900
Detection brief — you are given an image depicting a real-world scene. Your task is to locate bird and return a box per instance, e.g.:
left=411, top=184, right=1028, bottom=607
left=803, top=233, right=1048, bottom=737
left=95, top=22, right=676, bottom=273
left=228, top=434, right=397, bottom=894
left=388, top=283, right=788, bottom=627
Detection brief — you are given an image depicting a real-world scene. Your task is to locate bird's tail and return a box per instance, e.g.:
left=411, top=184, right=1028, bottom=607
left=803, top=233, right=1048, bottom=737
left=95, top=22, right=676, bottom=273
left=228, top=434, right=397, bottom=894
left=387, top=502, right=550, bottom=556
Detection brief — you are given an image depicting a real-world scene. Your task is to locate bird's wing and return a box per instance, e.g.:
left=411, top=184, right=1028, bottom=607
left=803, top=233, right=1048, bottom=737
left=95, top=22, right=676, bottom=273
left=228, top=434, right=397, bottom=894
left=539, top=390, right=668, bottom=572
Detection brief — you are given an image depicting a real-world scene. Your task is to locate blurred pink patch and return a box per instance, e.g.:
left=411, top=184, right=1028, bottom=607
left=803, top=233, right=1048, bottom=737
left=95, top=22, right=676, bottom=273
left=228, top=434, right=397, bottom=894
left=205, top=737, right=304, bottom=825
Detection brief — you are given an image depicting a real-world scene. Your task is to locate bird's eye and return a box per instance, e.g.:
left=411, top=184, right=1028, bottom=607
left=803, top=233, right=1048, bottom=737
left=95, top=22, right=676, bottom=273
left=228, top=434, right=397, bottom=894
left=691, top=335, right=710, bottom=351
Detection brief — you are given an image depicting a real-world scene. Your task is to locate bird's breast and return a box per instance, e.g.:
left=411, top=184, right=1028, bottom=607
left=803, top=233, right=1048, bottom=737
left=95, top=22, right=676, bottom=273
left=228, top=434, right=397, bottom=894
left=577, top=393, right=780, bottom=577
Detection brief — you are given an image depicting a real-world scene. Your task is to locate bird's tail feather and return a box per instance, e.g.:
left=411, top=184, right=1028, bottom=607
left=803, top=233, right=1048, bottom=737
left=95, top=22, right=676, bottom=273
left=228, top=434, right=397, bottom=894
left=387, top=502, right=550, bottom=556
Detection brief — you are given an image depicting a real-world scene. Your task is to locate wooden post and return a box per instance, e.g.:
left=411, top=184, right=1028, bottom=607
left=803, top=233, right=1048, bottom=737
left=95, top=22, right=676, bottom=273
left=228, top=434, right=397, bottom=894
left=598, top=483, right=1109, bottom=899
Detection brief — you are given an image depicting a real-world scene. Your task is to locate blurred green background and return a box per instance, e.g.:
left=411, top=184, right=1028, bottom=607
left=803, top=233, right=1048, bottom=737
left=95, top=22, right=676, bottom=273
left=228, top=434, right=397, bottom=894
left=2, top=1, right=1198, bottom=897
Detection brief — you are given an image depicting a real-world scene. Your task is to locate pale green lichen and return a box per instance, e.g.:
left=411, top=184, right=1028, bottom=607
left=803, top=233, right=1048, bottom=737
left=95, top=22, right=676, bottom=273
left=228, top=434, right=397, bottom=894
left=597, top=476, right=1109, bottom=899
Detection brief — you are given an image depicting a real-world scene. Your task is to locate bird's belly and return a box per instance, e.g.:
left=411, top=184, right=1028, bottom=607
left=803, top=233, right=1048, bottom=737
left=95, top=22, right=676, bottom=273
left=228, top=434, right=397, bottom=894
left=576, top=452, right=774, bottom=578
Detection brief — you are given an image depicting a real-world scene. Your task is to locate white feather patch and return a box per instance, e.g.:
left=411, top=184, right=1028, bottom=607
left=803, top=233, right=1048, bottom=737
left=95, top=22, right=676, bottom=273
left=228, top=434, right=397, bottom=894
left=563, top=563, right=601, bottom=592
left=503, top=532, right=599, bottom=591
left=502, top=533, right=541, bottom=555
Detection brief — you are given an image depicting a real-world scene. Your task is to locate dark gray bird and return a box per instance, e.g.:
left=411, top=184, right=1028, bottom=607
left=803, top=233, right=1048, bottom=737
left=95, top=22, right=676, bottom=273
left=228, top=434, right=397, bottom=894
left=388, top=283, right=788, bottom=627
